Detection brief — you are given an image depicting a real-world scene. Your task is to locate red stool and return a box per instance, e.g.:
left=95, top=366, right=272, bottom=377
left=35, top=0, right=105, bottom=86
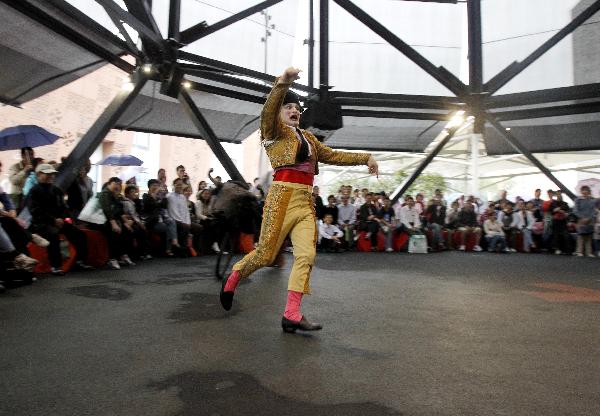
left=393, top=232, right=409, bottom=251
left=356, top=231, right=385, bottom=252
left=514, top=231, right=524, bottom=252
left=27, top=236, right=77, bottom=274
left=452, top=230, right=479, bottom=251
left=81, top=228, right=109, bottom=268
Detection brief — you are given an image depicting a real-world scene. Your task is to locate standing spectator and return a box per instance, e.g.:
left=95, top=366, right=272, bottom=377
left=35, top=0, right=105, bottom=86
left=98, top=177, right=136, bottom=269
left=196, top=180, right=208, bottom=200
left=322, top=195, right=339, bottom=225
left=353, top=188, right=368, bottom=208
left=176, top=165, right=187, bottom=182
left=549, top=190, right=570, bottom=255
left=142, top=179, right=179, bottom=256
left=399, top=196, right=421, bottom=236
left=28, top=164, right=93, bottom=275
left=594, top=199, right=600, bottom=257
left=318, top=213, right=343, bottom=252
left=21, top=157, right=45, bottom=197
left=529, top=188, right=544, bottom=221
left=312, top=185, right=324, bottom=219
left=122, top=185, right=152, bottom=260
left=167, top=178, right=193, bottom=250
left=183, top=184, right=203, bottom=252
left=483, top=212, right=508, bottom=252
left=66, top=160, right=94, bottom=220
left=157, top=168, right=169, bottom=199
left=572, top=185, right=597, bottom=257
left=498, top=203, right=518, bottom=252
left=456, top=201, right=483, bottom=251
left=337, top=194, right=356, bottom=249
left=377, top=196, right=396, bottom=252
left=8, top=147, right=35, bottom=210
left=208, top=168, right=223, bottom=196
left=358, top=193, right=380, bottom=251
left=494, top=190, right=515, bottom=210
left=425, top=197, right=446, bottom=250
left=515, top=201, right=536, bottom=252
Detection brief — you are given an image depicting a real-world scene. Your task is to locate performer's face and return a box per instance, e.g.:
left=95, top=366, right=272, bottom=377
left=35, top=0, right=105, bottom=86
left=280, top=103, right=301, bottom=127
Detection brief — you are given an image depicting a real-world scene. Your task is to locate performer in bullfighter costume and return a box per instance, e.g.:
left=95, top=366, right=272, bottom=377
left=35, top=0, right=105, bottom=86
left=220, top=67, right=378, bottom=332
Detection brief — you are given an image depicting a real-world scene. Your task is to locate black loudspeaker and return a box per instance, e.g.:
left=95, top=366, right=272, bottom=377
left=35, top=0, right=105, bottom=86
left=300, top=99, right=343, bottom=131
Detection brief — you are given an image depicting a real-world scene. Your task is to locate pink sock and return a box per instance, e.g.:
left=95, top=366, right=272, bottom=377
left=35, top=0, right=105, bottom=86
left=223, top=270, right=241, bottom=292
left=284, top=290, right=303, bottom=322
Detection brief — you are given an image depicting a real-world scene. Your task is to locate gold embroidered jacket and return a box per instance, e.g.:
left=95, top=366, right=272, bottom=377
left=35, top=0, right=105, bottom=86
left=260, top=78, right=371, bottom=174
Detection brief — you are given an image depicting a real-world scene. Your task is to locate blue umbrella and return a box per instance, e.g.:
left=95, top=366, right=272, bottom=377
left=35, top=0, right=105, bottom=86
left=0, top=125, right=60, bottom=151
left=97, top=154, right=143, bottom=166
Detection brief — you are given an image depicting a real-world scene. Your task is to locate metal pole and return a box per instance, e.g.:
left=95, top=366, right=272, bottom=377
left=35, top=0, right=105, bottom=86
left=484, top=113, right=576, bottom=200
left=469, top=133, right=481, bottom=196
left=308, top=0, right=315, bottom=88
left=390, top=126, right=459, bottom=204
left=319, top=0, right=329, bottom=92
left=178, top=89, right=245, bottom=183
left=56, top=69, right=148, bottom=190
left=168, top=0, right=181, bottom=41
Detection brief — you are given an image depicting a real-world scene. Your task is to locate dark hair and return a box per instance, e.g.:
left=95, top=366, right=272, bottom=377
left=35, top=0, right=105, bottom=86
left=147, top=179, right=159, bottom=188
left=176, top=165, right=185, bottom=171
left=108, top=176, right=122, bottom=184
left=580, top=186, right=591, bottom=193
left=20, top=147, right=33, bottom=156
left=124, top=184, right=138, bottom=195
left=158, top=168, right=165, bottom=175
left=172, top=178, right=183, bottom=185
left=535, top=188, right=541, bottom=192
left=405, top=196, right=414, bottom=202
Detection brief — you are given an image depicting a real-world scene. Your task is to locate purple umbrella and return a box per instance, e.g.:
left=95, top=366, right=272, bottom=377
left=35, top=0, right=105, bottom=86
left=0, top=125, right=60, bottom=151
left=97, top=154, right=143, bottom=166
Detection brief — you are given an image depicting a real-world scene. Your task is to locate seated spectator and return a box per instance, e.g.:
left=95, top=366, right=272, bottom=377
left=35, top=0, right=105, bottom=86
left=122, top=185, right=152, bottom=260
left=456, top=201, right=483, bottom=251
left=515, top=201, right=536, bottom=252
left=157, top=168, right=169, bottom=199
left=28, top=164, right=93, bottom=275
left=142, top=179, right=179, bottom=256
left=434, top=189, right=447, bottom=206
left=319, top=213, right=343, bottom=252
left=66, top=160, right=94, bottom=220
left=497, top=203, right=518, bottom=252
left=483, top=212, right=508, bottom=253
left=322, top=195, right=339, bottom=225
left=358, top=193, right=380, bottom=251
left=98, top=177, right=136, bottom=269
left=549, top=190, right=570, bottom=255
left=337, top=194, right=356, bottom=249
left=377, top=197, right=396, bottom=252
left=195, top=188, right=220, bottom=253
left=425, top=197, right=446, bottom=250
left=21, top=157, right=44, bottom=197
left=572, top=185, right=597, bottom=257
left=594, top=200, right=600, bottom=257
left=398, top=196, right=421, bottom=236
left=444, top=200, right=461, bottom=248
left=0, top=222, right=39, bottom=272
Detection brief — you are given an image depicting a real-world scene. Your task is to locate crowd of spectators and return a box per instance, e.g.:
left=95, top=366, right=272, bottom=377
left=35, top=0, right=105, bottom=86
left=313, top=185, right=600, bottom=257
left=1, top=146, right=599, bottom=293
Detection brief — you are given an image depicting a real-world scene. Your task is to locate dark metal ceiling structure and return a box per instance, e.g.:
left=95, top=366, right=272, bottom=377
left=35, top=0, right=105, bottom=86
left=1, top=0, right=599, bottom=200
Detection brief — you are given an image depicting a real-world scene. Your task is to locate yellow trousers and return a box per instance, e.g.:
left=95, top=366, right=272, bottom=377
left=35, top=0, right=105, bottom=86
left=232, top=181, right=317, bottom=294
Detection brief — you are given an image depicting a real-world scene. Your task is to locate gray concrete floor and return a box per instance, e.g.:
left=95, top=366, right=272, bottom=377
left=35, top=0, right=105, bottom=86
left=1, top=252, right=599, bottom=416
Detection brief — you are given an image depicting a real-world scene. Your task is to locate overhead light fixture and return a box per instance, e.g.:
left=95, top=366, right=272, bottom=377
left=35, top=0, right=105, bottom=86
left=446, top=110, right=465, bottom=129
left=182, top=81, right=192, bottom=89
left=506, top=127, right=511, bottom=131
left=142, top=64, right=152, bottom=74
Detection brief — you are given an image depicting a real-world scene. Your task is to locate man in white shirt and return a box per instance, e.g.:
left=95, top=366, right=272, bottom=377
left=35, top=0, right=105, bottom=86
left=337, top=195, right=356, bottom=248
left=319, top=214, right=343, bottom=252
left=167, top=178, right=192, bottom=248
left=399, top=196, right=422, bottom=235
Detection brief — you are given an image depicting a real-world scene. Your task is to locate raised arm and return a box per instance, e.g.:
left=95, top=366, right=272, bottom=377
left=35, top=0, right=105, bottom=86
left=261, top=67, right=301, bottom=141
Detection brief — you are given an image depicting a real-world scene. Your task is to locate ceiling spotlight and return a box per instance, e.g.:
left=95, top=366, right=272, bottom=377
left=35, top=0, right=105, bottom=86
left=446, top=110, right=465, bottom=129
left=182, top=81, right=192, bottom=89
left=506, top=127, right=511, bottom=131
left=142, top=64, right=152, bottom=74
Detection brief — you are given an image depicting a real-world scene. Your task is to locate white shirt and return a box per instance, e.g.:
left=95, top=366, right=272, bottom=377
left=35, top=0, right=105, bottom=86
left=337, top=203, right=356, bottom=226
left=400, top=205, right=421, bottom=229
left=484, top=219, right=504, bottom=237
left=167, top=192, right=191, bottom=224
left=319, top=222, right=343, bottom=243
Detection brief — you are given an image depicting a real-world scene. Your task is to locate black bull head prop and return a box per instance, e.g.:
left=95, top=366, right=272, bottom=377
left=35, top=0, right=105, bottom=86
left=211, top=181, right=261, bottom=234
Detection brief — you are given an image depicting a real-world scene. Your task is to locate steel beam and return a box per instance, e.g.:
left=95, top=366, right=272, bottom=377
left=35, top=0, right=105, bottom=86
left=342, top=109, right=450, bottom=121
left=55, top=70, right=149, bottom=190
left=333, top=0, right=466, bottom=96
left=2, top=0, right=135, bottom=73
left=95, top=0, right=164, bottom=47
left=178, top=89, right=245, bottom=182
left=178, top=51, right=318, bottom=93
left=122, top=0, right=162, bottom=38
left=485, top=0, right=600, bottom=95
left=308, top=0, right=315, bottom=88
left=168, top=0, right=181, bottom=41
left=180, top=0, right=284, bottom=44
left=187, top=81, right=266, bottom=105
left=487, top=83, right=600, bottom=109
left=484, top=113, right=576, bottom=200
left=179, top=64, right=272, bottom=94
left=492, top=101, right=600, bottom=121
left=390, top=126, right=459, bottom=203
left=467, top=0, right=484, bottom=133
